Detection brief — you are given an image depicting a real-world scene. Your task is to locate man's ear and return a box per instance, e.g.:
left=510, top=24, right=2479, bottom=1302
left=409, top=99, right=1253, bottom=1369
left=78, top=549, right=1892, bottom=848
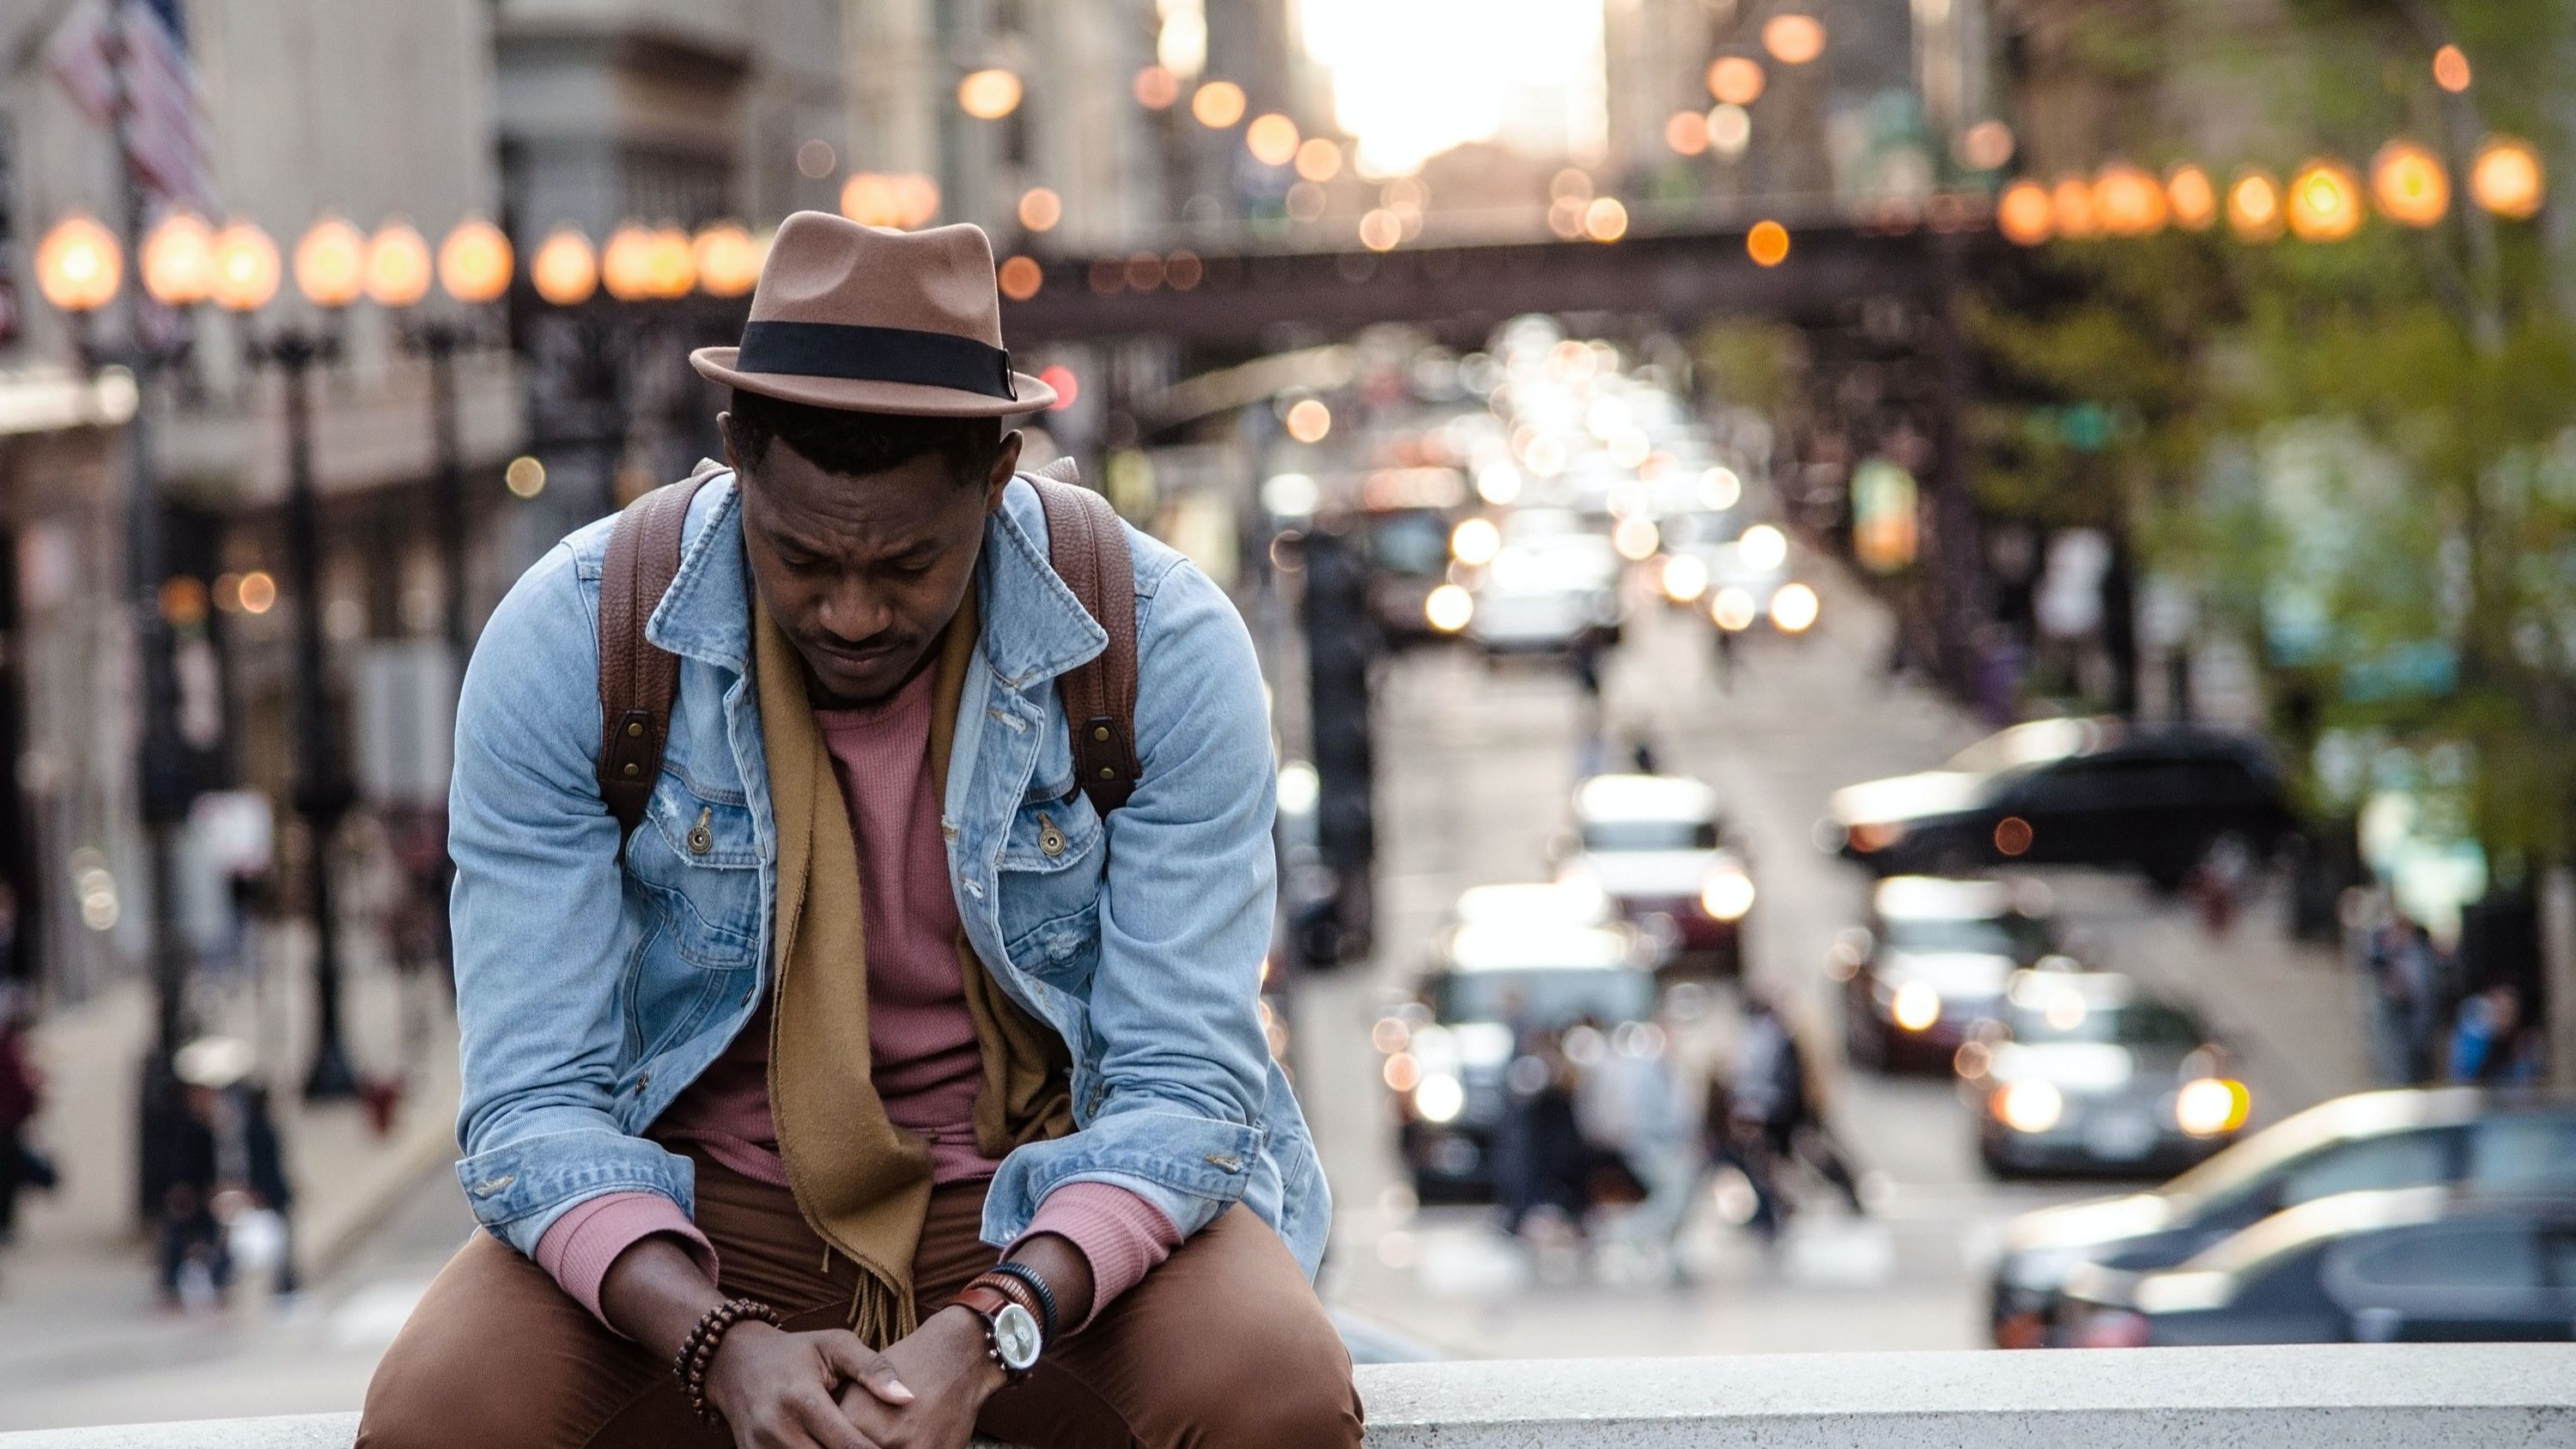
left=716, top=411, right=740, bottom=476
left=986, top=429, right=1025, bottom=512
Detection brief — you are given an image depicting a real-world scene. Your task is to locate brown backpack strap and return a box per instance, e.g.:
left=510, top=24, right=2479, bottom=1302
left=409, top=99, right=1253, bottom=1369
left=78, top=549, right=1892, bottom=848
left=596, top=466, right=721, bottom=853
left=1031, top=460, right=1141, bottom=814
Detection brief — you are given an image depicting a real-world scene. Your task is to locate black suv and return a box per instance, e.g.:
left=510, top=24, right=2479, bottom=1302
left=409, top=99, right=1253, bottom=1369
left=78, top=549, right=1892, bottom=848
left=1830, top=718, right=2297, bottom=888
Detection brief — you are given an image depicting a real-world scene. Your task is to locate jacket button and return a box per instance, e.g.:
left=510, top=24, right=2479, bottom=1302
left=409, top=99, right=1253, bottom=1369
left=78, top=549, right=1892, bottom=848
left=634, top=1071, right=651, bottom=1093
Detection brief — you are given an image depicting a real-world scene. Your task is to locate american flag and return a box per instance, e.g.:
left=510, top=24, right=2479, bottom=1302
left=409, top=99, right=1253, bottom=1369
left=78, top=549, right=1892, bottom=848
left=46, top=0, right=220, bottom=216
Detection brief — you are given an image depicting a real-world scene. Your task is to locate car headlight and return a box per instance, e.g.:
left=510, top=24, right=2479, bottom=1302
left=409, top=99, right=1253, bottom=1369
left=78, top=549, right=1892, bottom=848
left=1413, top=1073, right=1465, bottom=1123
left=1995, top=1080, right=2064, bottom=1134
left=1770, top=582, right=1820, bottom=633
left=2173, top=1077, right=2250, bottom=1137
left=1425, top=584, right=1473, bottom=633
left=1699, top=865, right=1755, bottom=921
left=1890, top=979, right=1942, bottom=1032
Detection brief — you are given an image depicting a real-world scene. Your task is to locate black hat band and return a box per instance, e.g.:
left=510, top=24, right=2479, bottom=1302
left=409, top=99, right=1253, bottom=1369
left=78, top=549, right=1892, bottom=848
left=733, top=320, right=1017, bottom=399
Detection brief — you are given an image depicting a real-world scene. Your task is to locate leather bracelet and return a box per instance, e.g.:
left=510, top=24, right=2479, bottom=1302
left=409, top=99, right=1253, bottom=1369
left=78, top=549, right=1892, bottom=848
left=674, top=1296, right=781, bottom=1424
left=984, top=1259, right=1061, bottom=1341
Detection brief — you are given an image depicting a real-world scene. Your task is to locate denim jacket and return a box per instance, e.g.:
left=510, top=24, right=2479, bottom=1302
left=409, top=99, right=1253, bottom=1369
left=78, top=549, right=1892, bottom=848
left=447, top=470, right=1326, bottom=1278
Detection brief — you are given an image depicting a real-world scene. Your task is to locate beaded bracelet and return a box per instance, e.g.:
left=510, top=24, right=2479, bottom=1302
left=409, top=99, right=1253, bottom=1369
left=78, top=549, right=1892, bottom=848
left=674, top=1296, right=782, bottom=1424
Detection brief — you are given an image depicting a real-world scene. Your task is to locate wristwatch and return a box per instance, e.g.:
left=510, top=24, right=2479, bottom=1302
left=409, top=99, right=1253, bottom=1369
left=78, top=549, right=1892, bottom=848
left=948, top=1282, right=1043, bottom=1381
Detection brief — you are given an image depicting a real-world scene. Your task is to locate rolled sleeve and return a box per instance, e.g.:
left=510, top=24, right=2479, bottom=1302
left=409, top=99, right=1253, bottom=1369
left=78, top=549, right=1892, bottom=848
left=533, top=1191, right=719, bottom=1328
left=1018, top=1183, right=1180, bottom=1330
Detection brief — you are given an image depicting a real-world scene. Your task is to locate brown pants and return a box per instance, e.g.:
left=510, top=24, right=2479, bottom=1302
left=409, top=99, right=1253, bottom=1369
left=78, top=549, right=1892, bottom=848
left=357, top=1151, right=1361, bottom=1448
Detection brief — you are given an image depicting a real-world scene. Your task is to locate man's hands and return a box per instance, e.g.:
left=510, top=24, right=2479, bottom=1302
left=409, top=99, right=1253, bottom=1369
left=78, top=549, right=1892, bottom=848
left=705, top=1318, right=980, bottom=1449
left=829, top=1307, right=1007, bottom=1448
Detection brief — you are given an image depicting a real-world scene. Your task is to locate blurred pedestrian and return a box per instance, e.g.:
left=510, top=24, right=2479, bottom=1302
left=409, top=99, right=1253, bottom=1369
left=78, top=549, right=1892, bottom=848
left=156, top=1081, right=232, bottom=1310
left=0, top=989, right=48, bottom=1248
left=2450, top=982, right=2543, bottom=1087
left=1710, top=623, right=1737, bottom=693
left=1728, top=988, right=1864, bottom=1240
left=236, top=1083, right=298, bottom=1298
left=1569, top=624, right=1606, bottom=710
left=1588, top=1018, right=1705, bottom=1279
left=2362, top=911, right=2442, bottom=1086
left=1494, top=1030, right=1591, bottom=1239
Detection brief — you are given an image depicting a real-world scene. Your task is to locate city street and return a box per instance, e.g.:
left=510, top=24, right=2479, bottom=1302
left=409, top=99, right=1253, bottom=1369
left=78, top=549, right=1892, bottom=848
left=1304, top=551, right=2368, bottom=1357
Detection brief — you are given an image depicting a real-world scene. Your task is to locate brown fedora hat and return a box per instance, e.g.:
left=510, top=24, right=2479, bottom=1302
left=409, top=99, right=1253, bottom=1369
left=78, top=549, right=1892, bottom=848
left=690, top=211, right=1055, bottom=417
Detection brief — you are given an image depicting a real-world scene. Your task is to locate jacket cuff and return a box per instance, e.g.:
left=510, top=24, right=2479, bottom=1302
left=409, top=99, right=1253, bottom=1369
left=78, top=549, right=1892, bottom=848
left=532, top=1191, right=717, bottom=1329
left=1018, top=1183, right=1181, bottom=1331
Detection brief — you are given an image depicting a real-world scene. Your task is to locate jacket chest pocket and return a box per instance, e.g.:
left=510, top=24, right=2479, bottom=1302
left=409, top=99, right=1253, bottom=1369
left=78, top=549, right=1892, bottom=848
left=625, top=779, right=763, bottom=971
left=997, top=782, right=1106, bottom=982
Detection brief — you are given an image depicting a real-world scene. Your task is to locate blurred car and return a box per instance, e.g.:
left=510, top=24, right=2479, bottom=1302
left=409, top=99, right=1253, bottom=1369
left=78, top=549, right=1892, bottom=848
left=1379, top=906, right=1658, bottom=1202
left=1830, top=875, right=2055, bottom=1071
left=1828, top=717, right=2298, bottom=888
left=2057, top=1189, right=2576, bottom=1347
left=1358, top=504, right=1462, bottom=645
left=1957, top=969, right=2247, bottom=1179
left=1465, top=530, right=1625, bottom=656
left=1554, top=773, right=1752, bottom=974
left=1696, top=526, right=1820, bottom=637
left=1984, top=1087, right=2576, bottom=1347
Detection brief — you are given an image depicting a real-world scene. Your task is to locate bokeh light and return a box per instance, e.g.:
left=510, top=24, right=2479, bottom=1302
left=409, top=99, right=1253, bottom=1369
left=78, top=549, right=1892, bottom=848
left=2227, top=168, right=2285, bottom=242
left=1762, top=14, right=1826, bottom=64
left=1997, top=180, right=2053, bottom=246
left=1583, top=198, right=1629, bottom=242
left=998, top=255, right=1044, bottom=301
left=292, top=216, right=367, bottom=307
left=531, top=227, right=598, bottom=305
left=2093, top=163, right=2168, bottom=235
left=1191, top=80, right=1247, bottom=128
left=1295, top=137, right=1344, bottom=182
left=210, top=220, right=283, bottom=312
left=2370, top=142, right=2450, bottom=227
left=1705, top=56, right=1765, bottom=107
left=2050, top=177, right=2099, bottom=240
left=2166, top=166, right=2218, bottom=230
left=1018, top=186, right=1063, bottom=232
left=438, top=217, right=513, bottom=303
left=2287, top=159, right=2362, bottom=241
left=1665, top=111, right=1709, bottom=157
left=1133, top=64, right=1181, bottom=109
left=34, top=213, right=121, bottom=313
left=1247, top=113, right=1301, bottom=167
left=1747, top=219, right=1790, bottom=266
left=2433, top=44, right=2471, bottom=93
left=363, top=221, right=434, bottom=307
left=1285, top=398, right=1333, bottom=442
left=693, top=222, right=762, bottom=298
left=2470, top=137, right=2544, bottom=219
left=957, top=68, right=1024, bottom=119
left=141, top=210, right=216, bottom=307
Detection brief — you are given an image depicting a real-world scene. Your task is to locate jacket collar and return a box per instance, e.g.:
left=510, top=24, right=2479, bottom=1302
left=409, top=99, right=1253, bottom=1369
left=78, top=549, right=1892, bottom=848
left=645, top=469, right=1107, bottom=693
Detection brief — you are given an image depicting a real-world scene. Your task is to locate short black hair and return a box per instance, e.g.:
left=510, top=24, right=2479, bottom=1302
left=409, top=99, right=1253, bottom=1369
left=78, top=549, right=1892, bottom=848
left=726, top=387, right=1001, bottom=485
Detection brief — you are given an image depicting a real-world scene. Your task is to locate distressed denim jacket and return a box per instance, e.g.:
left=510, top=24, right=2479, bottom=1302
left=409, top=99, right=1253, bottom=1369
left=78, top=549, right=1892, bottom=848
left=447, top=470, right=1326, bottom=1278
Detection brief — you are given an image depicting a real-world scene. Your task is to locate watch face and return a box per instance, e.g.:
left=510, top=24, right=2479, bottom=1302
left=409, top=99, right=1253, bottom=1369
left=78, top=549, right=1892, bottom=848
left=992, top=1302, right=1042, bottom=1370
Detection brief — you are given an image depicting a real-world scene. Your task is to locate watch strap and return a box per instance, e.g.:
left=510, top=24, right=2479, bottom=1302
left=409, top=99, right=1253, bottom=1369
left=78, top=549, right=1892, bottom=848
left=984, top=1260, right=1061, bottom=1341
left=946, top=1282, right=1041, bottom=1381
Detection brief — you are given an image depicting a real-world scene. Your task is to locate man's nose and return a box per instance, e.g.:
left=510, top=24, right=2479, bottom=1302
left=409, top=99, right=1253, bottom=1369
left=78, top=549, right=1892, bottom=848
left=815, top=575, right=894, bottom=642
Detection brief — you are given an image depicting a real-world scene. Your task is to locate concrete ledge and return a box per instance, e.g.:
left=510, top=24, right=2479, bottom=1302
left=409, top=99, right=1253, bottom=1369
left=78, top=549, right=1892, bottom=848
left=6, top=1344, right=2573, bottom=1446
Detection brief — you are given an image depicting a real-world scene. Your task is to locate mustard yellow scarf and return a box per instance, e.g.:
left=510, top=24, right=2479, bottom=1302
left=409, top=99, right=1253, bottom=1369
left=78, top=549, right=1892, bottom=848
left=754, top=588, right=1070, bottom=1344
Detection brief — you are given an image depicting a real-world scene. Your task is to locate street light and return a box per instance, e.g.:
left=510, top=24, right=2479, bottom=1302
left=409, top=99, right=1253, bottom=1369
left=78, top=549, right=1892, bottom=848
left=1997, top=180, right=2053, bottom=246
left=692, top=222, right=760, bottom=299
left=531, top=227, right=599, bottom=306
left=2166, top=166, right=2219, bottom=230
left=363, top=221, right=434, bottom=308
left=2470, top=137, right=2544, bottom=220
left=437, top=217, right=514, bottom=305
left=2093, top=163, right=2168, bottom=236
left=216, top=216, right=362, bottom=1099
left=2369, top=142, right=2451, bottom=228
left=139, top=212, right=216, bottom=309
left=2287, top=159, right=2362, bottom=242
left=33, top=214, right=123, bottom=314
left=2227, top=168, right=2285, bottom=242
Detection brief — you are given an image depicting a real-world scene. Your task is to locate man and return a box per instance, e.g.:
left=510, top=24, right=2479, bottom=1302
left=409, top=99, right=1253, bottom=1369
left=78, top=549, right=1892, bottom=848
left=361, top=215, right=1356, bottom=1448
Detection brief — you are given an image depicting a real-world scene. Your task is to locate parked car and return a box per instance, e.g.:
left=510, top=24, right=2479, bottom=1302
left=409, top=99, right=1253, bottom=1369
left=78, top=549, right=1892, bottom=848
left=1830, top=875, right=2056, bottom=1071
left=1380, top=904, right=1659, bottom=1202
left=1984, top=1088, right=2576, bottom=1347
left=1555, top=773, right=1753, bottom=975
left=1827, top=717, right=2298, bottom=888
left=1958, top=969, right=2247, bottom=1179
left=2057, top=1190, right=2576, bottom=1347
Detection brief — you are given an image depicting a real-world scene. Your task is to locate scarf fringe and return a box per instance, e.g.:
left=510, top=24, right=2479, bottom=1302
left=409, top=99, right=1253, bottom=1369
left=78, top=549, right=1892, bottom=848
left=848, top=1257, right=917, bottom=1348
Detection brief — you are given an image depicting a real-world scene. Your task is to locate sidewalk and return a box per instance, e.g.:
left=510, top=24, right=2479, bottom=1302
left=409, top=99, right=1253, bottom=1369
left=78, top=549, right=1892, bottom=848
left=1, top=919, right=459, bottom=1386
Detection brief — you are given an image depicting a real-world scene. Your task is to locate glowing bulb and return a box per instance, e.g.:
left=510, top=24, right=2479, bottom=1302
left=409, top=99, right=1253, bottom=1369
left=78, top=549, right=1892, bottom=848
left=2166, top=166, right=2217, bottom=230
left=1997, top=180, right=2054, bottom=246
left=1997, top=1080, right=2063, bottom=1134
left=1747, top=219, right=1790, bottom=265
left=2471, top=137, right=2543, bottom=220
left=363, top=221, right=434, bottom=307
left=1425, top=584, right=1473, bottom=634
left=1770, top=581, right=1820, bottom=632
left=2287, top=160, right=2362, bottom=242
left=693, top=222, right=762, bottom=298
left=292, top=216, right=367, bottom=308
left=140, top=210, right=215, bottom=307
left=209, top=220, right=282, bottom=313
left=531, top=228, right=598, bottom=306
left=1738, top=524, right=1788, bottom=572
left=438, top=217, right=514, bottom=303
left=1892, top=981, right=1942, bottom=1032
left=957, top=69, right=1024, bottom=120
left=1449, top=517, right=1502, bottom=566
left=2227, top=169, right=2284, bottom=242
left=2370, top=142, right=2450, bottom=228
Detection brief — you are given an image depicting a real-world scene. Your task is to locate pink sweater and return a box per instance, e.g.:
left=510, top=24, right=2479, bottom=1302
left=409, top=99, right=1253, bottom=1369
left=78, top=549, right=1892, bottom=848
left=537, top=664, right=1176, bottom=1330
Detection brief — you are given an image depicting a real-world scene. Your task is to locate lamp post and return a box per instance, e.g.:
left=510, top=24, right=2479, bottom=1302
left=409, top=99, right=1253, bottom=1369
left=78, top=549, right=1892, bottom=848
left=213, top=215, right=366, bottom=1099
left=35, top=204, right=215, bottom=1217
